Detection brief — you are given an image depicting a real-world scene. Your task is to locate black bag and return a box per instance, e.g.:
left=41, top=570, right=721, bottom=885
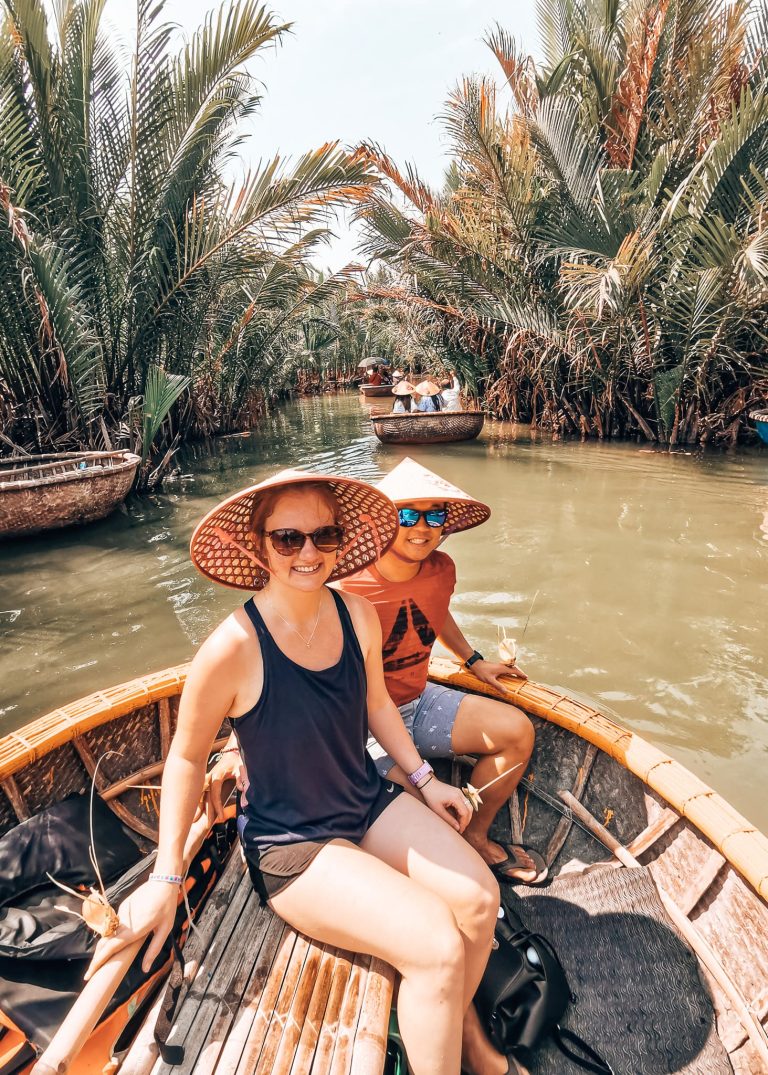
left=475, top=905, right=613, bottom=1074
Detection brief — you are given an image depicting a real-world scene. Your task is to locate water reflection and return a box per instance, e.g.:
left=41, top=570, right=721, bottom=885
left=1, top=392, right=767, bottom=830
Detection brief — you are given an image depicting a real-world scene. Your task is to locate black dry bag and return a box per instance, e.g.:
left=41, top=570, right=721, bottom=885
left=474, top=905, right=613, bottom=1074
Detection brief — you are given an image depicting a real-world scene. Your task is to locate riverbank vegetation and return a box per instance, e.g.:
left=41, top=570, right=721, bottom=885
left=2, top=0, right=767, bottom=479
left=0, top=0, right=375, bottom=485
left=355, top=0, right=768, bottom=445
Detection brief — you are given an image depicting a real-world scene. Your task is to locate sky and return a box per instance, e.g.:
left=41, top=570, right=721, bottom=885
left=102, top=0, right=541, bottom=269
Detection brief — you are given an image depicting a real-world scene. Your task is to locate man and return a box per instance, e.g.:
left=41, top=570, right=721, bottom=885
left=338, top=458, right=546, bottom=885
left=366, top=365, right=384, bottom=386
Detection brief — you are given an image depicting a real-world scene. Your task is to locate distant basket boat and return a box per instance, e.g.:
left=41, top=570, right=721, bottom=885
left=359, top=383, right=394, bottom=398
left=0, top=450, right=141, bottom=539
left=371, top=409, right=485, bottom=444
left=750, top=409, right=768, bottom=444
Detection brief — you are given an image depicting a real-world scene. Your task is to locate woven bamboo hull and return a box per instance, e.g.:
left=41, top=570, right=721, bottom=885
left=0, top=451, right=141, bottom=539
left=359, top=384, right=394, bottom=398
left=371, top=410, right=484, bottom=443
left=2, top=663, right=767, bottom=1073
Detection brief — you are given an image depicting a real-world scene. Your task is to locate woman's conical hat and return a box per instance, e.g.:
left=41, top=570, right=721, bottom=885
left=191, top=469, right=399, bottom=591
left=376, top=458, right=490, bottom=535
left=392, top=380, right=416, bottom=395
left=413, top=379, right=441, bottom=396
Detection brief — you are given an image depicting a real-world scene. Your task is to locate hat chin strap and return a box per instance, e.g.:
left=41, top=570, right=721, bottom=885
left=210, top=526, right=270, bottom=576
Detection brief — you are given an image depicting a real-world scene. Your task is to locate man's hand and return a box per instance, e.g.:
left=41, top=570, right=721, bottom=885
left=469, top=658, right=528, bottom=692
left=205, top=749, right=246, bottom=821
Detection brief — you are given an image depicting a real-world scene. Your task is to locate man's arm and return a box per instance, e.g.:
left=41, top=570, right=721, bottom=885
left=437, top=610, right=527, bottom=691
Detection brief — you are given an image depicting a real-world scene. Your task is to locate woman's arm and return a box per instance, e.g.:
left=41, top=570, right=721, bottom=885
left=344, top=594, right=472, bottom=832
left=86, top=620, right=248, bottom=977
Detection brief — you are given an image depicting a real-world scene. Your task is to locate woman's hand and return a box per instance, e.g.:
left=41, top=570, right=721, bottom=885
left=84, top=881, right=179, bottom=980
left=471, top=658, right=528, bottom=692
left=419, top=777, right=473, bottom=833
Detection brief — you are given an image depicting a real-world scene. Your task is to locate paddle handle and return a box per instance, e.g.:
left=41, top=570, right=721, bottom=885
left=559, top=790, right=768, bottom=1066
left=30, top=796, right=217, bottom=1075
left=30, top=940, right=144, bottom=1075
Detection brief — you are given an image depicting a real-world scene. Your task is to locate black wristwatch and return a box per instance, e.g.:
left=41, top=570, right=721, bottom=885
left=464, top=650, right=485, bottom=669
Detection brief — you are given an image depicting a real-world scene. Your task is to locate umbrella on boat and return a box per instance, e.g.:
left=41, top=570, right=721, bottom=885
left=357, top=356, right=391, bottom=368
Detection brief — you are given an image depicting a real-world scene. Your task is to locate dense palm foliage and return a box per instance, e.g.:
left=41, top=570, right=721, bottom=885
left=356, top=0, right=768, bottom=444
left=0, top=0, right=375, bottom=482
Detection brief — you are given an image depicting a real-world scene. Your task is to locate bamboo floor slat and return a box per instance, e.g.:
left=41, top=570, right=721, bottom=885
left=122, top=857, right=394, bottom=1075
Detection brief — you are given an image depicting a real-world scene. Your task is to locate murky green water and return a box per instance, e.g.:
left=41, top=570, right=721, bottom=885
left=2, top=393, right=767, bottom=829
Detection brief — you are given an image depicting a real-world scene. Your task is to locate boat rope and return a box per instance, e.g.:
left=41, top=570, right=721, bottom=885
left=519, top=777, right=600, bottom=843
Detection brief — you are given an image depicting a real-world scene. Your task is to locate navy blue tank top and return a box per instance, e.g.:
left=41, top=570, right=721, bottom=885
left=233, top=588, right=382, bottom=850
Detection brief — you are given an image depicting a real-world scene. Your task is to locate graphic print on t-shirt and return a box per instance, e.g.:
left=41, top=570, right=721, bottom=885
left=382, top=598, right=437, bottom=672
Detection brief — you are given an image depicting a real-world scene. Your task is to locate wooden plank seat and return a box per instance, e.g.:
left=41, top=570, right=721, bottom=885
left=120, top=850, right=396, bottom=1075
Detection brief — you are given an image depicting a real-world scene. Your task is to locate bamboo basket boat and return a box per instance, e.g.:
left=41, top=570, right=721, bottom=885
left=359, top=384, right=394, bottom=399
left=370, top=410, right=484, bottom=444
left=0, top=451, right=141, bottom=539
left=1, top=661, right=767, bottom=1074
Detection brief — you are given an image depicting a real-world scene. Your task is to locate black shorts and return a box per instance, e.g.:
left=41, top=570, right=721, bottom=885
left=244, top=778, right=404, bottom=901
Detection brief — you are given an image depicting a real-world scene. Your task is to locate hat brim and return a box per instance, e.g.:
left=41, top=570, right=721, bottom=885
left=191, top=471, right=399, bottom=590
left=376, top=459, right=490, bottom=536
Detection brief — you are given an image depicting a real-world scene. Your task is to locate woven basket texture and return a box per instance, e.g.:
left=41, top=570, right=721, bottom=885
left=371, top=410, right=484, bottom=444
left=191, top=475, right=400, bottom=591
left=0, top=451, right=140, bottom=538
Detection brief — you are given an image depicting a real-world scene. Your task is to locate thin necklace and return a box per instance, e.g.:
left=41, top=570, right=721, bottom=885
left=269, top=594, right=324, bottom=648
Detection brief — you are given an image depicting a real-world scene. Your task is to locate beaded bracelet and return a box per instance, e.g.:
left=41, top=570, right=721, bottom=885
left=149, top=872, right=183, bottom=885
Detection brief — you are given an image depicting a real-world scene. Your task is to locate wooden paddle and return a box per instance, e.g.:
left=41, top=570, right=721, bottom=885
left=30, top=795, right=218, bottom=1075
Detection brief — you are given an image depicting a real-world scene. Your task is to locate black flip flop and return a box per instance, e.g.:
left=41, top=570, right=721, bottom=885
left=488, top=844, right=548, bottom=886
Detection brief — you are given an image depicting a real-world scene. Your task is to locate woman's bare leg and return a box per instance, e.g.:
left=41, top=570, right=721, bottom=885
left=361, top=794, right=507, bottom=1075
left=270, top=838, right=466, bottom=1075
left=361, top=792, right=499, bottom=1005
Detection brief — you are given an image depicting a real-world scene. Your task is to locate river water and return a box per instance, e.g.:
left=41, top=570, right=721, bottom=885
left=2, top=392, right=767, bottom=829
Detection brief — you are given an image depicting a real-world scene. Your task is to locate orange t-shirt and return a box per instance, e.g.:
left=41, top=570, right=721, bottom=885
left=339, top=552, right=456, bottom=706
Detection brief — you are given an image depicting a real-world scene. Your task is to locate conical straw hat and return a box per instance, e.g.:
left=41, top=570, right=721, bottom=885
left=392, top=380, right=416, bottom=395
left=413, top=379, right=441, bottom=396
left=376, top=458, right=490, bottom=535
left=191, top=469, right=399, bottom=591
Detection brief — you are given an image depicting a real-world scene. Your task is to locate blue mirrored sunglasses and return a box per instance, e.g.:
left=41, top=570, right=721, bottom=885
left=398, top=507, right=448, bottom=529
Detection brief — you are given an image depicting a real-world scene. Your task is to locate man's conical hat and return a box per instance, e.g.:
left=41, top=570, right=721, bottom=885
left=376, top=458, right=490, bottom=535
left=191, top=469, right=399, bottom=590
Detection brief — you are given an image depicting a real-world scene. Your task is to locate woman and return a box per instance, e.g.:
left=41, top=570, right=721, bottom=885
left=85, top=470, right=510, bottom=1075
left=392, top=379, right=416, bottom=412
left=414, top=379, right=443, bottom=412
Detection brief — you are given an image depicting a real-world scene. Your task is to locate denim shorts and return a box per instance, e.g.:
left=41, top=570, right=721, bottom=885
left=368, top=682, right=466, bottom=778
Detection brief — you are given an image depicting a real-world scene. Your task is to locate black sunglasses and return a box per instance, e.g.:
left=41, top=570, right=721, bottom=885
left=398, top=507, right=448, bottom=529
left=263, top=525, right=345, bottom=556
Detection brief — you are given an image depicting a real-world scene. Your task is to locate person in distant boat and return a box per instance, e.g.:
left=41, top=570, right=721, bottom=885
left=440, top=371, right=462, bottom=412
left=87, top=469, right=509, bottom=1075
left=392, top=379, right=416, bottom=413
left=367, top=366, right=384, bottom=386
left=414, top=379, right=442, bottom=412
left=338, top=458, right=546, bottom=886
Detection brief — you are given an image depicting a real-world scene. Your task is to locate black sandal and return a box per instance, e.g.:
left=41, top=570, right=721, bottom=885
left=488, top=844, right=548, bottom=886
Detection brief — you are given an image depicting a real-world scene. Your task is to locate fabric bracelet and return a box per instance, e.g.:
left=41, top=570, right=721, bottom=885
left=416, top=773, right=434, bottom=791
left=149, top=872, right=183, bottom=886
